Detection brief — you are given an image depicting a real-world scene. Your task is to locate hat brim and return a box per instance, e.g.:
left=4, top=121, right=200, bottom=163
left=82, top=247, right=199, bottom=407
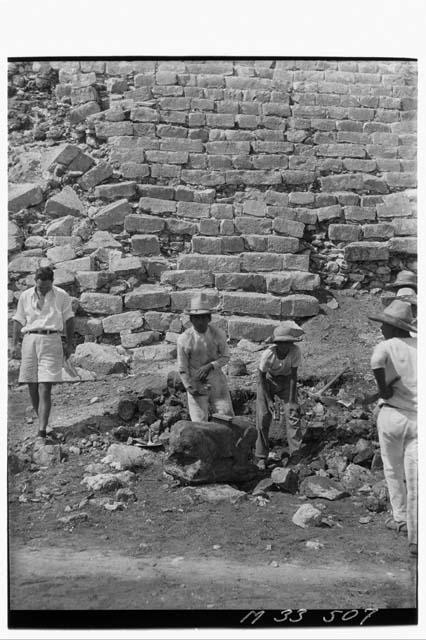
left=187, top=309, right=214, bottom=316
left=273, top=335, right=303, bottom=342
left=385, top=282, right=417, bottom=291
left=368, top=312, right=417, bottom=333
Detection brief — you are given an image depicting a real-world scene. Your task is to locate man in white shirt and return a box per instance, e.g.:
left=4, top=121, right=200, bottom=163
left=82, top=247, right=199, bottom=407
left=369, top=299, right=417, bottom=557
left=177, top=293, right=234, bottom=422
left=11, top=266, right=75, bottom=440
left=255, top=321, right=305, bottom=470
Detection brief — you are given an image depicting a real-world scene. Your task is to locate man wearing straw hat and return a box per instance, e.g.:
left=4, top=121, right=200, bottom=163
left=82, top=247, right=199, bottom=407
left=177, top=292, right=234, bottom=422
left=368, top=299, right=417, bottom=557
left=255, top=321, right=305, bottom=470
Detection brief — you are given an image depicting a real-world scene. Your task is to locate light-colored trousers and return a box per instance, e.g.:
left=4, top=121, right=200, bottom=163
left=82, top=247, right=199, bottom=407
left=187, top=370, right=234, bottom=422
left=255, top=375, right=303, bottom=459
left=377, top=405, right=417, bottom=545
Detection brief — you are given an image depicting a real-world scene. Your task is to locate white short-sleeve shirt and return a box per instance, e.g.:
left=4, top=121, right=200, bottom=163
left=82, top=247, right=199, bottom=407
left=371, top=337, right=417, bottom=411
left=258, top=344, right=302, bottom=377
left=13, top=286, right=74, bottom=333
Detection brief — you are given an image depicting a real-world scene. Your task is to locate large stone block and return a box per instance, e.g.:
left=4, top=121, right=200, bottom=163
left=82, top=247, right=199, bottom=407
left=94, top=182, right=137, bottom=201
left=376, top=192, right=412, bottom=218
left=391, top=218, right=417, bottom=236
left=344, top=242, right=390, bottom=262
left=362, top=224, right=394, bottom=240
left=241, top=252, right=282, bottom=272
left=223, top=292, right=281, bottom=317
left=76, top=270, right=110, bottom=291
left=130, top=107, right=159, bottom=122
left=84, top=231, right=121, bottom=251
left=242, top=200, right=268, bottom=218
left=146, top=150, right=188, bottom=164
left=281, top=294, right=320, bottom=318
left=69, top=101, right=100, bottom=124
left=388, top=237, right=417, bottom=254
left=133, top=344, right=177, bottom=363
left=139, top=197, right=176, bottom=214
left=316, top=205, right=342, bottom=222
left=45, top=186, right=84, bottom=218
left=228, top=316, right=279, bottom=342
left=199, top=219, right=220, bottom=235
left=328, top=224, right=361, bottom=243
left=143, top=311, right=176, bottom=332
left=210, top=204, right=234, bottom=219
left=43, top=144, right=81, bottom=169
left=8, top=255, right=44, bottom=273
left=138, top=185, right=175, bottom=200
left=191, top=236, right=222, bottom=254
left=344, top=206, right=376, bottom=222
left=221, top=236, right=245, bottom=254
left=131, top=234, right=160, bottom=256
left=79, top=292, right=123, bottom=315
left=316, top=143, right=366, bottom=158
left=166, top=219, right=198, bottom=236
left=74, top=317, right=104, bottom=337
left=102, top=311, right=144, bottom=333
left=214, top=273, right=266, bottom=292
left=264, top=273, right=292, bottom=294
left=125, top=285, right=170, bottom=310
left=161, top=270, right=214, bottom=289
left=46, top=245, right=76, bottom=264
left=290, top=271, right=321, bottom=291
left=79, top=162, right=114, bottom=190
left=170, top=289, right=220, bottom=312
left=109, top=256, right=145, bottom=277
left=120, top=163, right=150, bottom=180
left=55, top=256, right=94, bottom=272
left=95, top=121, right=133, bottom=138
left=67, top=151, right=95, bottom=173
left=268, top=236, right=300, bottom=253
left=165, top=418, right=257, bottom=484
left=46, top=215, right=75, bottom=236
left=71, top=85, right=98, bottom=105
left=124, top=214, right=165, bottom=234
left=234, top=217, right=271, bottom=234
left=92, top=199, right=131, bottom=230
left=177, top=254, right=241, bottom=272
left=244, top=235, right=268, bottom=252
left=177, top=202, right=211, bottom=219
left=273, top=218, right=305, bottom=238
left=73, top=343, right=126, bottom=375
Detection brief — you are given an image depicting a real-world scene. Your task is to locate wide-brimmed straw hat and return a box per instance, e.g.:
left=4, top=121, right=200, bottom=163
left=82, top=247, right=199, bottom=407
left=385, top=270, right=417, bottom=291
left=273, top=321, right=305, bottom=343
left=186, top=292, right=216, bottom=316
left=396, top=287, right=417, bottom=307
left=368, top=299, right=417, bottom=333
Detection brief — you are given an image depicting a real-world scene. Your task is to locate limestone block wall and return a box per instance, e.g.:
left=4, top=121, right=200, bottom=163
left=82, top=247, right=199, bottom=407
left=58, top=58, right=417, bottom=284
left=8, top=58, right=417, bottom=361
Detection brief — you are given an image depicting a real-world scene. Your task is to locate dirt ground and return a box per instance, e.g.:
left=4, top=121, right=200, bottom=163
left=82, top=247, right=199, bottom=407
left=7, top=292, right=418, bottom=615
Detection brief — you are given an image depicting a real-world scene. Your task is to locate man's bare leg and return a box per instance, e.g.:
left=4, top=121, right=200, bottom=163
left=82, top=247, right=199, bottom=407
left=27, top=383, right=39, bottom=416
left=38, top=382, right=52, bottom=435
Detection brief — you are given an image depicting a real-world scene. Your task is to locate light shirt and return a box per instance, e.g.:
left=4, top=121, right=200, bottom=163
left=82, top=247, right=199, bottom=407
left=13, top=285, right=74, bottom=333
left=371, top=337, right=417, bottom=412
left=177, top=324, right=230, bottom=390
left=258, top=344, right=301, bottom=377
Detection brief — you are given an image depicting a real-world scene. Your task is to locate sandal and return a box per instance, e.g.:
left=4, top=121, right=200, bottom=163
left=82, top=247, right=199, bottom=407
left=385, top=517, right=408, bottom=534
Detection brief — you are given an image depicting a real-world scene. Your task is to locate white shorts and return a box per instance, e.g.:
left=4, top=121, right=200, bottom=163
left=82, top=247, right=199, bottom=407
left=19, top=333, right=63, bottom=383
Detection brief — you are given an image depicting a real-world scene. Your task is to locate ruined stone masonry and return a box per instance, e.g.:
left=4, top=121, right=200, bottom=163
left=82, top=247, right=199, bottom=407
left=8, top=58, right=417, bottom=366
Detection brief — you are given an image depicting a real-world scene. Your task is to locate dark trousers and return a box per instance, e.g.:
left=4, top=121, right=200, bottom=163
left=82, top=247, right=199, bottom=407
left=255, top=375, right=303, bottom=459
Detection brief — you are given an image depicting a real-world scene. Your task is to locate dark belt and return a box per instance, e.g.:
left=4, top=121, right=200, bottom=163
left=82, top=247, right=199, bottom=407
left=27, top=329, right=60, bottom=335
